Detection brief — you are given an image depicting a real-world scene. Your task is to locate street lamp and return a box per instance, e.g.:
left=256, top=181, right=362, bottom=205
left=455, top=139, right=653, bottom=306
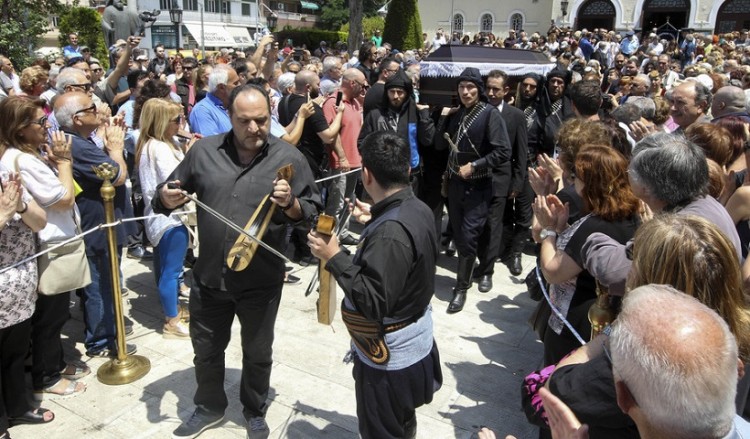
left=560, top=0, right=569, bottom=19
left=169, top=2, right=183, bottom=50
left=266, top=10, right=278, bottom=32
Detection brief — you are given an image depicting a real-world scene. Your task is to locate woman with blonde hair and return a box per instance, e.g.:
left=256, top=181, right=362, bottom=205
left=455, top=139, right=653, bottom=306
left=136, top=98, right=190, bottom=338
left=19, top=66, right=49, bottom=103
left=537, top=214, right=750, bottom=439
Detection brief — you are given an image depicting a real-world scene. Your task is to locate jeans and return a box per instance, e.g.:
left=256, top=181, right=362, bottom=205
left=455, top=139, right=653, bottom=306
left=324, top=169, right=359, bottom=237
left=153, top=226, right=189, bottom=319
left=82, top=247, right=121, bottom=354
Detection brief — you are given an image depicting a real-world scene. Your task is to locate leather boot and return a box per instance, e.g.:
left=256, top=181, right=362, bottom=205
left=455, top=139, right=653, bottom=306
left=509, top=253, right=523, bottom=276
left=448, top=255, right=475, bottom=313
left=445, top=240, right=456, bottom=257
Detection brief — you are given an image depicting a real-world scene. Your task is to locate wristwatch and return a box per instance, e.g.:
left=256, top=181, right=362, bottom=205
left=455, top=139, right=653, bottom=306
left=540, top=228, right=557, bottom=240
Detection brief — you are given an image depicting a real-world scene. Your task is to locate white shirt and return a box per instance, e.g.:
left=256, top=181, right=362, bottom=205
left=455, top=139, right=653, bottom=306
left=138, top=138, right=185, bottom=246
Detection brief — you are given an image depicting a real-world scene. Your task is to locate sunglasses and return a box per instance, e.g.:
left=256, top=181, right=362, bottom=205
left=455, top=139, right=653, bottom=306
left=30, top=115, right=49, bottom=126
left=69, top=83, right=92, bottom=92
left=171, top=115, right=182, bottom=123
left=74, top=103, right=97, bottom=116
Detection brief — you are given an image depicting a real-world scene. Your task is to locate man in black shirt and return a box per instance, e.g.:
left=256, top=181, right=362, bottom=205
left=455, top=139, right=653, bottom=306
left=155, top=84, right=322, bottom=439
left=308, top=131, right=442, bottom=439
left=362, top=57, right=400, bottom=118
left=277, top=69, right=343, bottom=264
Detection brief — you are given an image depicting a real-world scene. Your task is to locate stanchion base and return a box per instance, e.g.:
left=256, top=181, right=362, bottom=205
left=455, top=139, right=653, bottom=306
left=97, top=354, right=151, bottom=385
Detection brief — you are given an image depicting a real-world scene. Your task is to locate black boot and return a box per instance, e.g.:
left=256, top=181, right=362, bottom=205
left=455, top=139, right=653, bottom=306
left=509, top=253, right=523, bottom=276
left=445, top=240, right=456, bottom=257
left=448, top=255, right=474, bottom=313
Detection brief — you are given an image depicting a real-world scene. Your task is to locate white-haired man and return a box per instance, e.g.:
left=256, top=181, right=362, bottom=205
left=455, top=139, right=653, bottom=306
left=189, top=64, right=242, bottom=136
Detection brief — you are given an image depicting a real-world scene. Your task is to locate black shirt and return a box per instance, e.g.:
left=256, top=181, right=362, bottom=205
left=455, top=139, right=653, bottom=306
left=327, top=188, right=438, bottom=321
left=277, top=94, right=330, bottom=176
left=363, top=82, right=385, bottom=118
left=153, top=133, right=322, bottom=293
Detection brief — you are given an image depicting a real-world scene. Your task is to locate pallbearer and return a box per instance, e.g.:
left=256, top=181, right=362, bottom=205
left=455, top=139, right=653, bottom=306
left=308, top=131, right=443, bottom=439
left=436, top=67, right=511, bottom=313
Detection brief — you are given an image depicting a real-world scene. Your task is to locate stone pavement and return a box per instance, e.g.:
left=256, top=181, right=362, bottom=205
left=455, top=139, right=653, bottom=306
left=11, top=241, right=543, bottom=439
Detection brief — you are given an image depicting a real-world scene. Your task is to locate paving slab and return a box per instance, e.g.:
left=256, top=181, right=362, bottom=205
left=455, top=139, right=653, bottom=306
left=10, top=248, right=543, bottom=439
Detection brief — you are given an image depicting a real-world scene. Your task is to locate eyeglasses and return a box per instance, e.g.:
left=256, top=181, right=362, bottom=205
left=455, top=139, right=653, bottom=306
left=74, top=103, right=97, bottom=116
left=68, top=83, right=92, bottom=92
left=30, top=115, right=49, bottom=127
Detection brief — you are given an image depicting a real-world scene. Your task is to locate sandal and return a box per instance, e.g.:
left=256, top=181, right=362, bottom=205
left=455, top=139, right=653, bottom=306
left=0, top=431, right=11, bottom=439
left=9, top=407, right=55, bottom=426
left=33, top=378, right=86, bottom=401
left=60, top=363, right=91, bottom=380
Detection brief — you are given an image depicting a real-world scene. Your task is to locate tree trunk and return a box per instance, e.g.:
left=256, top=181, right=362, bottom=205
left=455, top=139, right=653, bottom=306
left=347, top=0, right=363, bottom=56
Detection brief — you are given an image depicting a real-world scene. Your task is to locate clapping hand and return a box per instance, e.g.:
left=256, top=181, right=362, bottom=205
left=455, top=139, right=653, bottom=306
left=0, top=176, right=20, bottom=226
left=46, top=131, right=73, bottom=164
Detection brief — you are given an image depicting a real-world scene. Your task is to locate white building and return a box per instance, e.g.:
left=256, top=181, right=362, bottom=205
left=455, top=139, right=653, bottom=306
left=418, top=0, right=749, bottom=38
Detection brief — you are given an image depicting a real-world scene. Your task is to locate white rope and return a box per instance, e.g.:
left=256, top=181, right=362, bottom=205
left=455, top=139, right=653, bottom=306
left=0, top=210, right=195, bottom=275
left=314, top=168, right=361, bottom=184
left=536, top=264, right=586, bottom=346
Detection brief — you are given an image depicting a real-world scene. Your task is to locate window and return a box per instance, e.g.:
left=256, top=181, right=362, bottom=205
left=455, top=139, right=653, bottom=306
left=221, top=0, right=231, bottom=14
left=272, top=2, right=287, bottom=12
left=241, top=1, right=252, bottom=15
left=50, top=15, right=59, bottom=28
left=511, top=13, right=523, bottom=32
left=453, top=13, right=464, bottom=34
left=182, top=0, right=198, bottom=11
left=205, top=0, right=218, bottom=13
left=480, top=13, right=493, bottom=33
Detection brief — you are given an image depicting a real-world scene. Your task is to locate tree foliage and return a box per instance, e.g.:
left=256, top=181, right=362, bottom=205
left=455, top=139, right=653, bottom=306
left=319, top=0, right=386, bottom=31
left=0, top=0, right=62, bottom=69
left=57, top=3, right=109, bottom=69
left=383, top=0, right=422, bottom=51
left=341, top=15, right=385, bottom=42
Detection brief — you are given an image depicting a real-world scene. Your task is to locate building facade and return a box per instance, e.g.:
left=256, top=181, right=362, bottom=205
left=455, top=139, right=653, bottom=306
left=418, top=0, right=747, bottom=39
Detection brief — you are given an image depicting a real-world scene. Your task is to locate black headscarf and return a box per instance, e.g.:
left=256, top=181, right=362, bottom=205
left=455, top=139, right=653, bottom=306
left=456, top=67, right=489, bottom=103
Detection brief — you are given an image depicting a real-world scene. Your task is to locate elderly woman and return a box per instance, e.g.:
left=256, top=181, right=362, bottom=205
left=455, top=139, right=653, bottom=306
left=19, top=66, right=49, bottom=105
left=0, top=97, right=87, bottom=401
left=533, top=144, right=640, bottom=365
left=0, top=109, right=51, bottom=434
left=539, top=214, right=750, bottom=439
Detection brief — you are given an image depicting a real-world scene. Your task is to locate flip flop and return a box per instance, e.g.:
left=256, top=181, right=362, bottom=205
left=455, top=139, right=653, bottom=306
left=60, top=363, right=91, bottom=380
left=33, top=379, right=86, bottom=401
left=9, top=407, right=55, bottom=426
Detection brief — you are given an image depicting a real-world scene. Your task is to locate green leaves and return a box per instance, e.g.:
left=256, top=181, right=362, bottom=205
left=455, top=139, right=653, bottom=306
left=0, top=0, right=61, bottom=69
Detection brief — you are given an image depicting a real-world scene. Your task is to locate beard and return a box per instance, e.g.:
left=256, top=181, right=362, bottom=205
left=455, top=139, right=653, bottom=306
left=309, top=88, right=319, bottom=99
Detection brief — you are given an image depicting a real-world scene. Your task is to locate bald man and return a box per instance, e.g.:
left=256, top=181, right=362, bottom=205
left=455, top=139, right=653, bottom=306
left=711, top=85, right=750, bottom=123
left=669, top=81, right=712, bottom=133
left=277, top=69, right=344, bottom=264
left=321, top=68, right=365, bottom=244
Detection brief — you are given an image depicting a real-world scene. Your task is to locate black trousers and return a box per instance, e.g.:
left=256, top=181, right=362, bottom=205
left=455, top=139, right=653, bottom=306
left=0, top=318, right=32, bottom=432
left=353, top=341, right=443, bottom=439
left=476, top=182, right=509, bottom=276
left=500, top=180, right=534, bottom=256
left=31, top=292, right=71, bottom=389
left=447, top=179, right=491, bottom=258
left=189, top=279, right=282, bottom=419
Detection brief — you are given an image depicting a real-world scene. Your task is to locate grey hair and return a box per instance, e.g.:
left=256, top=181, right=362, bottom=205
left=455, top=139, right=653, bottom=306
left=611, top=284, right=737, bottom=438
left=56, top=68, right=88, bottom=93
left=54, top=96, right=87, bottom=128
left=626, top=96, right=656, bottom=120
left=208, top=64, right=231, bottom=93
left=692, top=80, right=713, bottom=109
left=321, top=56, right=341, bottom=74
left=276, top=72, right=296, bottom=94
left=628, top=132, right=708, bottom=209
left=634, top=73, right=651, bottom=89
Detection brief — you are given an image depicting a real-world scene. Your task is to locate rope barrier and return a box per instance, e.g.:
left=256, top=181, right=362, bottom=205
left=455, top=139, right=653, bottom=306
left=535, top=264, right=586, bottom=346
left=0, top=210, right=195, bottom=275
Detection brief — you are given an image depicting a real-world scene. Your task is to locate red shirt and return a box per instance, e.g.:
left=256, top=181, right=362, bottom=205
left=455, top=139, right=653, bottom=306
left=322, top=94, right=363, bottom=169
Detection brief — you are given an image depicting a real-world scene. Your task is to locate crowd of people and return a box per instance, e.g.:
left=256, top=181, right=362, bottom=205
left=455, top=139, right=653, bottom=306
left=0, top=21, right=749, bottom=439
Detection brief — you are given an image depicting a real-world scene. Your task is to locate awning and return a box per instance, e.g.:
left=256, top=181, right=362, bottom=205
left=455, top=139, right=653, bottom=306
left=226, top=26, right=253, bottom=47
left=184, top=23, right=236, bottom=48
left=300, top=1, right=319, bottom=11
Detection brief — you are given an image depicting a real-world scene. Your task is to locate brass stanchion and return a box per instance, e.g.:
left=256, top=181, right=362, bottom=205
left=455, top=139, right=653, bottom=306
left=94, top=163, right=151, bottom=385
left=588, top=280, right=618, bottom=339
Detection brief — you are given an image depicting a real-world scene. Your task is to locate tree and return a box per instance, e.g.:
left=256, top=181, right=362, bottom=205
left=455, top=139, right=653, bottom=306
left=347, top=0, right=363, bottom=57
left=383, top=0, right=422, bottom=51
left=319, top=0, right=349, bottom=31
left=341, top=15, right=384, bottom=45
left=57, top=3, right=109, bottom=69
left=0, top=0, right=62, bottom=69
